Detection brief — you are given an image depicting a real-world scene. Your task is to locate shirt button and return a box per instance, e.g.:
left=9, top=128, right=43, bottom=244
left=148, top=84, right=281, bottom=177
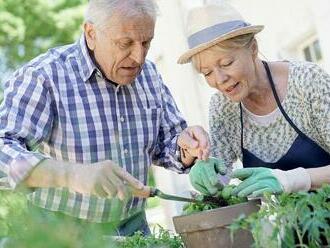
left=124, top=149, right=129, bottom=154
left=96, top=70, right=102, bottom=77
left=120, top=116, right=125, bottom=122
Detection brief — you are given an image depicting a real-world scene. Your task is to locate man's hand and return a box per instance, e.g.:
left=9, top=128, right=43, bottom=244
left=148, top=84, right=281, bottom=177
left=189, top=157, right=227, bottom=195
left=177, top=126, right=210, bottom=166
left=231, top=167, right=311, bottom=197
left=67, top=160, right=144, bottom=200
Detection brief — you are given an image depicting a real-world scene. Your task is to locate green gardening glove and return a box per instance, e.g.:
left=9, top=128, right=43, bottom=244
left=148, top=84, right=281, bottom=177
left=231, top=167, right=283, bottom=197
left=189, top=157, right=227, bottom=195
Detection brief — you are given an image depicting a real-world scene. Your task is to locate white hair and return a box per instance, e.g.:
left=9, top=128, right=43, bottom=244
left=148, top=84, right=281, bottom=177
left=85, top=0, right=158, bottom=28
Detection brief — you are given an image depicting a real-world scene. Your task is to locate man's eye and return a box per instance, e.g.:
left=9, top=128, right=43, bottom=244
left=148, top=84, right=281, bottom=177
left=119, top=43, right=131, bottom=49
left=142, top=41, right=151, bottom=48
left=117, top=40, right=133, bottom=49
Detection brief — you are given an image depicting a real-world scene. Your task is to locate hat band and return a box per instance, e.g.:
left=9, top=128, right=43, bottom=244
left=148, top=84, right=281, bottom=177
left=188, top=20, right=250, bottom=49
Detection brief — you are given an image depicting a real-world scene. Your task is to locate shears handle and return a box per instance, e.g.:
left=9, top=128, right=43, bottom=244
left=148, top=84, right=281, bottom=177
left=132, top=186, right=157, bottom=198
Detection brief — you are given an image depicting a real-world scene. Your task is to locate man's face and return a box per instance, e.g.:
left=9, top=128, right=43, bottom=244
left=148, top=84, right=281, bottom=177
left=85, top=13, right=155, bottom=85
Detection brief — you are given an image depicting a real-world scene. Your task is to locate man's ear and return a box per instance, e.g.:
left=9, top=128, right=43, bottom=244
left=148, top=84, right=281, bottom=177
left=84, top=22, right=96, bottom=50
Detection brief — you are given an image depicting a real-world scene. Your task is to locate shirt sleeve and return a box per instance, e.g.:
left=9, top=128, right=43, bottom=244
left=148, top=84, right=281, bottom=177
left=0, top=67, right=53, bottom=189
left=151, top=72, right=189, bottom=173
left=209, top=93, right=237, bottom=174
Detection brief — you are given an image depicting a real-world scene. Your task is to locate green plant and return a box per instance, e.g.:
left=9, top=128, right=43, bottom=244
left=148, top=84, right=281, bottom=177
left=0, top=191, right=114, bottom=247
left=230, top=185, right=330, bottom=248
left=116, top=225, right=184, bottom=248
left=182, top=185, right=248, bottom=215
left=146, top=168, right=161, bottom=209
left=0, top=190, right=183, bottom=247
left=0, top=190, right=27, bottom=237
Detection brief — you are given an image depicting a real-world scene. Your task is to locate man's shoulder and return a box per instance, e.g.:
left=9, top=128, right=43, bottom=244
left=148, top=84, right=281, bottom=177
left=14, top=42, right=78, bottom=79
left=141, top=59, right=158, bottom=73
left=137, top=59, right=162, bottom=85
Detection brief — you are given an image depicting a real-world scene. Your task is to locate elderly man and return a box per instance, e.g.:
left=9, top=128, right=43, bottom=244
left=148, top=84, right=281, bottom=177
left=0, top=0, right=209, bottom=236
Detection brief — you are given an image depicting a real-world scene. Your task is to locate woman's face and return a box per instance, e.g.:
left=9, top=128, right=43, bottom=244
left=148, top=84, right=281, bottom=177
left=196, top=44, right=257, bottom=102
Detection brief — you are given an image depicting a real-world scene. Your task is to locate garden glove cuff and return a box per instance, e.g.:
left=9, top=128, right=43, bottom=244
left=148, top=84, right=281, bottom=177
left=189, top=157, right=227, bottom=195
left=272, top=167, right=311, bottom=193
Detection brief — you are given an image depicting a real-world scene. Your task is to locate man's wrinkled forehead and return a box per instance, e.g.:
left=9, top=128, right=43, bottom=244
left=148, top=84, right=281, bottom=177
left=106, top=13, right=155, bottom=39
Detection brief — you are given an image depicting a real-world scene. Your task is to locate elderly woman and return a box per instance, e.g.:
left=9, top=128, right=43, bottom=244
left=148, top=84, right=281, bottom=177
left=180, top=3, right=330, bottom=197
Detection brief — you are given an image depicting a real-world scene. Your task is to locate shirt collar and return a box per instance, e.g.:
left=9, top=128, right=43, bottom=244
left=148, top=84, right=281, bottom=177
left=77, top=34, right=98, bottom=82
left=77, top=34, right=119, bottom=86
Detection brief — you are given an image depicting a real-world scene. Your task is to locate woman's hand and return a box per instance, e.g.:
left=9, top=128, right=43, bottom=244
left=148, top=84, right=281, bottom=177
left=231, top=167, right=283, bottom=197
left=231, top=167, right=311, bottom=197
left=189, top=157, right=227, bottom=195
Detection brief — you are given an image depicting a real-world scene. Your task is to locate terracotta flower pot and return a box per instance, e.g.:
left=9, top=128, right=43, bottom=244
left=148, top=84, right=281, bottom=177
left=173, top=199, right=261, bottom=248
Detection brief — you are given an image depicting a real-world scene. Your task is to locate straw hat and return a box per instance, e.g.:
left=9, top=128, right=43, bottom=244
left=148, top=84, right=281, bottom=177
left=177, top=3, right=264, bottom=64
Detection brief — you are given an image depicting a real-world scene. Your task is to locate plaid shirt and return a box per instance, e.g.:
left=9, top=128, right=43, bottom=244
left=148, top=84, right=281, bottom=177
left=0, top=36, right=188, bottom=223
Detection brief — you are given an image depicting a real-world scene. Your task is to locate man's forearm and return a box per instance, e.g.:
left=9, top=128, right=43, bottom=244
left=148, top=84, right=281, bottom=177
left=23, top=159, right=74, bottom=188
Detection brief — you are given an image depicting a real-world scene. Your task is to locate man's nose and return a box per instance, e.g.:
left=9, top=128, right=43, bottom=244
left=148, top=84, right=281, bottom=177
left=130, top=45, right=145, bottom=65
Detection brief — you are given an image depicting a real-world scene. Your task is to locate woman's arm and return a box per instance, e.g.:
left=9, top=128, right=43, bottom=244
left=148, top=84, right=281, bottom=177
left=308, top=165, right=330, bottom=189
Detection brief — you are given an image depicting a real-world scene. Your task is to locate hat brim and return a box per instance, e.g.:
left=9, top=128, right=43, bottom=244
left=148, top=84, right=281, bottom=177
left=177, top=25, right=264, bottom=64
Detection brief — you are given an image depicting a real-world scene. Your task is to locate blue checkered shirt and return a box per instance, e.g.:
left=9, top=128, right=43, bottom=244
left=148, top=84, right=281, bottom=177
left=0, top=36, right=188, bottom=222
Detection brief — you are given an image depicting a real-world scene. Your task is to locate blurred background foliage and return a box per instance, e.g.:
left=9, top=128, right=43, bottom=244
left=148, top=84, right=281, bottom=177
left=0, top=190, right=117, bottom=247
left=0, top=0, right=88, bottom=83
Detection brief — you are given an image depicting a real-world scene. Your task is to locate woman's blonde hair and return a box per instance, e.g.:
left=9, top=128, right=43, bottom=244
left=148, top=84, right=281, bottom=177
left=192, top=33, right=256, bottom=72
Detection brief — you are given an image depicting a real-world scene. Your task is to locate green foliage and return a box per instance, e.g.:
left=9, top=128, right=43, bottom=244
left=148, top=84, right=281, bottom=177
left=182, top=185, right=248, bottom=215
left=146, top=197, right=161, bottom=209
left=0, top=191, right=109, bottom=247
left=0, top=190, right=183, bottom=247
left=0, top=0, right=87, bottom=72
left=0, top=190, right=27, bottom=237
left=146, top=169, right=160, bottom=209
left=116, top=226, right=184, bottom=248
left=230, top=185, right=330, bottom=247
left=221, top=184, right=234, bottom=200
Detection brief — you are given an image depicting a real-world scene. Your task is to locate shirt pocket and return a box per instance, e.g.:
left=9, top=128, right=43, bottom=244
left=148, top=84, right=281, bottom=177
left=126, top=107, right=161, bottom=154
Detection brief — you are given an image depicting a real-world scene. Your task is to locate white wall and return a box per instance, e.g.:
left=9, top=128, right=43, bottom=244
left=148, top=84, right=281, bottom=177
left=230, top=0, right=330, bottom=72
left=309, top=0, right=330, bottom=70
left=148, top=0, right=215, bottom=128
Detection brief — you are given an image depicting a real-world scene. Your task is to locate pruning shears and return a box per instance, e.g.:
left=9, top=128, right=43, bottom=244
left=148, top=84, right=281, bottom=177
left=134, top=186, right=223, bottom=206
